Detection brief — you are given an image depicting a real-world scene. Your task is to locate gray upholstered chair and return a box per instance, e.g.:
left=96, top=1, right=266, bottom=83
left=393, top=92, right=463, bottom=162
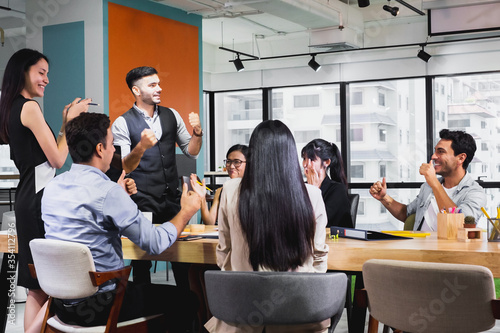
left=361, top=259, right=500, bottom=333
left=29, top=239, right=164, bottom=333
left=205, top=270, right=347, bottom=331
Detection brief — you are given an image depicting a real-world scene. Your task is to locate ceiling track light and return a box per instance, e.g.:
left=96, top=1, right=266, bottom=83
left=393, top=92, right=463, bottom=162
left=394, top=0, right=425, bottom=16
left=308, top=54, right=321, bottom=72
left=357, top=0, right=370, bottom=8
left=417, top=45, right=431, bottom=62
left=233, top=54, right=245, bottom=72
left=383, top=4, right=399, bottom=16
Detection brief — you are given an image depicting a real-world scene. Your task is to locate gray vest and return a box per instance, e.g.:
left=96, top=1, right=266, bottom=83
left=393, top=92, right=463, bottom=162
left=122, top=106, right=178, bottom=199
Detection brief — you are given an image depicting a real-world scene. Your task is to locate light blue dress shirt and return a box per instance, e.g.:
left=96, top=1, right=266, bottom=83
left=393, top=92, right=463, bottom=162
left=406, top=172, right=486, bottom=231
left=41, top=164, right=179, bottom=275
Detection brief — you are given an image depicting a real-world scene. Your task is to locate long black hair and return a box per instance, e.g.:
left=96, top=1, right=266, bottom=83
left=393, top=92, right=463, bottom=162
left=301, top=139, right=348, bottom=188
left=0, top=49, right=49, bottom=144
left=239, top=120, right=315, bottom=271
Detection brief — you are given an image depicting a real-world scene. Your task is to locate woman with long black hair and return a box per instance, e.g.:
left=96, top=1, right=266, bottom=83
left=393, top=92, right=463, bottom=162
left=302, top=139, right=353, bottom=228
left=205, top=120, right=329, bottom=332
left=0, top=48, right=89, bottom=331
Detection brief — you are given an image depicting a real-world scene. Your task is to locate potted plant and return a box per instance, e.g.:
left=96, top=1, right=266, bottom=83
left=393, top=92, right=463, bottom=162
left=464, top=216, right=477, bottom=228
left=463, top=216, right=478, bottom=239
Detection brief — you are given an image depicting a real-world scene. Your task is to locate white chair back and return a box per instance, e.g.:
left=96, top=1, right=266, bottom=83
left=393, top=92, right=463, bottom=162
left=30, top=238, right=98, bottom=299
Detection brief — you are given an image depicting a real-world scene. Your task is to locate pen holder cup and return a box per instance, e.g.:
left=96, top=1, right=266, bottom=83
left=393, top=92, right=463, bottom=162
left=487, top=218, right=500, bottom=242
left=437, top=213, right=464, bottom=240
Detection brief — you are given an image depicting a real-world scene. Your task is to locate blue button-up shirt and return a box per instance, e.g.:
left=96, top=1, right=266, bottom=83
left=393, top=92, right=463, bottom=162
left=42, top=164, right=178, bottom=274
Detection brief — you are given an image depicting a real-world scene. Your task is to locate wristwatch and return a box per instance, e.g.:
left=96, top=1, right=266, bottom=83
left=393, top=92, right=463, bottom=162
left=193, top=129, right=204, bottom=137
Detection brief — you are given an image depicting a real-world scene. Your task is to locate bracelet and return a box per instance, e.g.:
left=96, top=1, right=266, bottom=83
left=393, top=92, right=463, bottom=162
left=58, top=131, right=64, bottom=137
left=193, top=129, right=204, bottom=137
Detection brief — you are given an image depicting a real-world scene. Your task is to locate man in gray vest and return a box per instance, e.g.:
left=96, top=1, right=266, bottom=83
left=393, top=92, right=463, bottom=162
left=112, top=66, right=203, bottom=283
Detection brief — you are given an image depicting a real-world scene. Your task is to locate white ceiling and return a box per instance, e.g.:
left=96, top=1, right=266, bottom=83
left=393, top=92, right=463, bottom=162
left=0, top=0, right=427, bottom=47
left=0, top=0, right=25, bottom=33
left=4, top=0, right=499, bottom=58
left=152, top=0, right=427, bottom=46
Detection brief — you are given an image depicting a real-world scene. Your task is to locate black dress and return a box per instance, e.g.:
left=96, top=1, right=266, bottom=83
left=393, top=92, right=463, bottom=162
left=320, top=176, right=354, bottom=228
left=9, top=95, right=55, bottom=289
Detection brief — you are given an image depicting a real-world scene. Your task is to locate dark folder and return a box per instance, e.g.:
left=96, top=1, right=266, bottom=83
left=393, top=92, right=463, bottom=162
left=330, top=226, right=412, bottom=241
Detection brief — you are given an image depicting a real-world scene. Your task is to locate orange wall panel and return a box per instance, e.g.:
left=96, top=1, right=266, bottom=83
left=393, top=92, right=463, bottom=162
left=108, top=3, right=199, bottom=129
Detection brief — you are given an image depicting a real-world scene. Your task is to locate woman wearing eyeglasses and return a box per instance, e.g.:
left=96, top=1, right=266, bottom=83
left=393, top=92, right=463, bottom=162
left=198, top=144, right=248, bottom=225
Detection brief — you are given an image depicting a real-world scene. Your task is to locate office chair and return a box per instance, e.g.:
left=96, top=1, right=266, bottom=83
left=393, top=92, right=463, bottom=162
left=348, top=193, right=360, bottom=228
left=343, top=192, right=360, bottom=330
left=205, top=270, right=347, bottom=331
left=29, top=239, right=164, bottom=333
left=361, top=259, right=500, bottom=333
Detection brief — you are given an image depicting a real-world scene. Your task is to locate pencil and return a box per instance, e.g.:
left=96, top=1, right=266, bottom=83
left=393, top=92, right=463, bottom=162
left=481, top=207, right=491, bottom=219
left=197, top=181, right=212, bottom=192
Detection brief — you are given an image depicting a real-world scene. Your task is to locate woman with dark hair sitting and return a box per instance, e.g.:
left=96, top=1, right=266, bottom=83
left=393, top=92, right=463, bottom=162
left=205, top=120, right=329, bottom=333
left=199, top=144, right=248, bottom=225
left=302, top=139, right=353, bottom=228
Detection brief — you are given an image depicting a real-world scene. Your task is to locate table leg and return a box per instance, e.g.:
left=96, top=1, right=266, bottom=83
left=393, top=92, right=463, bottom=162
left=0, top=253, right=17, bottom=333
left=348, top=273, right=366, bottom=333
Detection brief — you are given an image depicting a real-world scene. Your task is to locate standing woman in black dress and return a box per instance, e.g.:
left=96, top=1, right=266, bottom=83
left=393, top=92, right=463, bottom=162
left=301, top=139, right=354, bottom=228
left=0, top=48, right=90, bottom=331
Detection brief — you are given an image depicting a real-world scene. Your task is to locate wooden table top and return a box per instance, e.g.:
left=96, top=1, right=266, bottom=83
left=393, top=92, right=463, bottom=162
left=121, top=226, right=500, bottom=277
left=4, top=227, right=500, bottom=276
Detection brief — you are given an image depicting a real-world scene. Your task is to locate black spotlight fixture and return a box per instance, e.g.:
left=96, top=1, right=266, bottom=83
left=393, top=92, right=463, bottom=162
left=233, top=54, right=244, bottom=72
left=417, top=46, right=432, bottom=62
left=383, top=4, right=399, bottom=16
left=357, top=0, right=370, bottom=7
left=308, top=55, right=321, bottom=72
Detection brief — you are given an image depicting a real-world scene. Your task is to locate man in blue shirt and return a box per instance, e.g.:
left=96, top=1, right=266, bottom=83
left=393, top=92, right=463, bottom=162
left=370, top=129, right=486, bottom=231
left=41, top=112, right=202, bottom=331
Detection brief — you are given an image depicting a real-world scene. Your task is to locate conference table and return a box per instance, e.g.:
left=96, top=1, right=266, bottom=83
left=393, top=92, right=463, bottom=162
left=121, top=226, right=500, bottom=276
left=3, top=227, right=500, bottom=332
left=121, top=226, right=500, bottom=333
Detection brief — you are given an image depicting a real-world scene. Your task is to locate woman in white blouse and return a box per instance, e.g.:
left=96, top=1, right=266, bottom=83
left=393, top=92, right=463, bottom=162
left=205, top=120, right=329, bottom=333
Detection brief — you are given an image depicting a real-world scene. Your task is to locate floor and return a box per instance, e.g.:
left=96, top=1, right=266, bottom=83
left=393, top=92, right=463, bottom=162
left=5, top=264, right=500, bottom=333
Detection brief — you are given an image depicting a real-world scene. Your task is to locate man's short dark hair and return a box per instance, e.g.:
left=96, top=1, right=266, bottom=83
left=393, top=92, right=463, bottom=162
left=125, top=66, right=158, bottom=92
left=439, top=129, right=476, bottom=170
left=66, top=113, right=110, bottom=163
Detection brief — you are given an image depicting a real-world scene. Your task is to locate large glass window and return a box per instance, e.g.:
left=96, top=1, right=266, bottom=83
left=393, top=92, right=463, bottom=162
left=349, top=79, right=427, bottom=229
left=350, top=79, right=426, bottom=182
left=434, top=73, right=500, bottom=227
left=207, top=74, right=499, bottom=232
left=352, top=188, right=422, bottom=231
left=213, top=90, right=263, bottom=172
left=272, top=84, right=341, bottom=158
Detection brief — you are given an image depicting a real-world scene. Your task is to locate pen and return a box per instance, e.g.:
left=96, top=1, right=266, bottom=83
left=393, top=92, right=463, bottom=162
left=197, top=181, right=212, bottom=192
left=88, top=103, right=100, bottom=106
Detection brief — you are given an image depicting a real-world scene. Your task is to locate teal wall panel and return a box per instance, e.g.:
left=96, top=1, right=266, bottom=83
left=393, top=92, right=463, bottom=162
left=43, top=21, right=85, bottom=172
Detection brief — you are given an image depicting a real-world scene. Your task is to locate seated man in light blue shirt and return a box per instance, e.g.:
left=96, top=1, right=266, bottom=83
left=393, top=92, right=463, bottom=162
left=369, top=129, right=486, bottom=231
left=41, top=112, right=202, bottom=331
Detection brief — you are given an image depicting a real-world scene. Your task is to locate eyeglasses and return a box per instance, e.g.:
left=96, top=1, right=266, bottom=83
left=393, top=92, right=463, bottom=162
left=224, top=159, right=246, bottom=168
